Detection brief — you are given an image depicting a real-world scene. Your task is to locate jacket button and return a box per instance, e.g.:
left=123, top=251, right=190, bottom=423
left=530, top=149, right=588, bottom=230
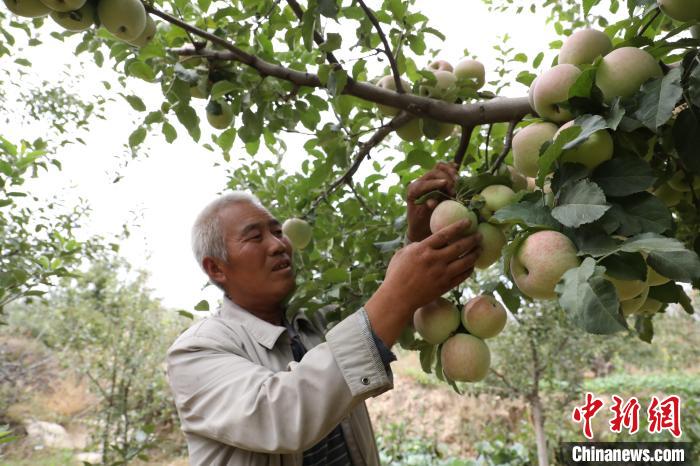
left=361, top=377, right=370, bottom=385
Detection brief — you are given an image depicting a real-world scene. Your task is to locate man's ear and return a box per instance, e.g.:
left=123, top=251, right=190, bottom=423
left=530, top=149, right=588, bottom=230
left=202, top=256, right=227, bottom=287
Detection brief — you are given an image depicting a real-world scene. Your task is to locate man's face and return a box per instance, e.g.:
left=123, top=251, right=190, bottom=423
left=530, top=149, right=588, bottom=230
left=214, top=201, right=295, bottom=307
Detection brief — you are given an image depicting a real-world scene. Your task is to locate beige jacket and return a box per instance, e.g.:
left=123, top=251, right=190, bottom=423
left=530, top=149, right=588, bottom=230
left=166, top=297, right=393, bottom=466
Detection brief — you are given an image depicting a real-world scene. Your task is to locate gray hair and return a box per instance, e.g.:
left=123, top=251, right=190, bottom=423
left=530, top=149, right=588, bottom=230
left=191, top=191, right=263, bottom=272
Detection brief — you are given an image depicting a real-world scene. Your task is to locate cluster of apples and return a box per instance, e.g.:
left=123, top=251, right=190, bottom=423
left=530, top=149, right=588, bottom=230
left=413, top=294, right=507, bottom=383
left=2, top=0, right=156, bottom=46
left=376, top=57, right=486, bottom=142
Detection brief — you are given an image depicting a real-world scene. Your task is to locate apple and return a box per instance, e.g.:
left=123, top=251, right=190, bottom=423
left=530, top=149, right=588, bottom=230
left=507, top=166, right=528, bottom=192
left=659, top=0, right=700, bottom=22
left=647, top=265, right=670, bottom=286
left=652, top=182, right=683, bottom=207
left=637, top=297, right=663, bottom=316
left=50, top=1, right=94, bottom=31
left=510, top=230, right=580, bottom=299
left=413, top=297, right=461, bottom=344
left=512, top=122, right=559, bottom=177
left=474, top=223, right=506, bottom=269
left=555, top=121, right=614, bottom=170
left=441, top=333, right=491, bottom=382
left=606, top=276, right=647, bottom=301
left=480, top=184, right=516, bottom=212
left=430, top=200, right=478, bottom=235
left=596, top=47, right=663, bottom=102
left=97, top=0, right=147, bottom=41
left=526, top=177, right=537, bottom=191
left=454, top=58, right=485, bottom=90
left=127, top=15, right=156, bottom=47
left=282, top=218, right=312, bottom=250
left=558, top=29, right=613, bottom=65
left=3, top=0, right=50, bottom=17
left=528, top=76, right=539, bottom=111
left=620, top=286, right=649, bottom=316
left=420, top=70, right=457, bottom=100
left=190, top=77, right=209, bottom=99
left=462, top=295, right=507, bottom=339
left=39, top=0, right=83, bottom=12
left=206, top=100, right=234, bottom=130
left=532, top=64, right=581, bottom=123
left=396, top=117, right=422, bottom=142
left=421, top=118, right=455, bottom=140
left=667, top=171, right=700, bottom=192
left=428, top=59, right=453, bottom=73
left=376, top=75, right=411, bottom=117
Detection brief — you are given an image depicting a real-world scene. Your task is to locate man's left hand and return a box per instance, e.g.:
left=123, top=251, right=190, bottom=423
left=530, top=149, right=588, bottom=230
left=406, top=162, right=458, bottom=243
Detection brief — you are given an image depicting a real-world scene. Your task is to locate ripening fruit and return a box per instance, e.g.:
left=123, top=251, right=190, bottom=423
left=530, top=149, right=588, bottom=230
left=510, top=230, right=580, bottom=299
left=595, top=47, right=663, bottom=102
left=507, top=166, right=529, bottom=192
left=441, top=333, right=491, bottom=382
left=427, top=59, right=453, bottom=73
left=420, top=70, right=457, bottom=99
left=39, top=0, right=83, bottom=12
left=50, top=1, right=94, bottom=31
left=396, top=118, right=422, bottom=142
left=621, top=286, right=650, bottom=316
left=282, top=218, right=312, bottom=250
left=667, top=171, right=700, bottom=192
left=462, top=295, right=507, bottom=339
left=652, top=182, right=683, bottom=207
left=413, top=297, right=461, bottom=344
left=637, top=297, right=663, bottom=316
left=376, top=75, right=411, bottom=117
left=512, top=122, right=559, bottom=177
left=98, top=0, right=147, bottom=41
left=606, top=276, right=648, bottom=301
left=647, top=265, right=670, bottom=286
left=558, top=29, right=613, bottom=65
left=3, top=0, right=50, bottom=17
left=454, top=58, right=485, bottom=90
left=480, top=185, right=516, bottom=212
left=127, top=15, right=156, bottom=47
left=555, top=121, right=614, bottom=170
left=532, top=64, right=581, bottom=123
left=659, top=0, right=700, bottom=22
left=206, top=100, right=234, bottom=130
left=421, top=118, right=455, bottom=140
left=430, top=200, right=478, bottom=235
left=190, top=77, right=209, bottom=99
left=474, top=223, right=506, bottom=269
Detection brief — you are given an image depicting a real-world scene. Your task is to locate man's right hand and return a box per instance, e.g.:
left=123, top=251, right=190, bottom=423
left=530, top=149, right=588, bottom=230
left=364, top=219, right=482, bottom=347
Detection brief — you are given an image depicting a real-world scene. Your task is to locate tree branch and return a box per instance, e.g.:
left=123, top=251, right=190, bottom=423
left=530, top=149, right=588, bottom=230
left=285, top=0, right=340, bottom=65
left=484, top=124, right=493, bottom=169
left=454, top=126, right=474, bottom=169
left=489, top=119, right=519, bottom=173
left=638, top=8, right=661, bottom=37
left=490, top=368, right=523, bottom=396
left=356, top=0, right=405, bottom=94
left=308, top=112, right=414, bottom=213
left=346, top=180, right=377, bottom=215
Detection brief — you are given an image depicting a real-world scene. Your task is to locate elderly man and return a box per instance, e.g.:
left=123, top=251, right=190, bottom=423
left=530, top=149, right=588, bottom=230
left=167, top=162, right=482, bottom=465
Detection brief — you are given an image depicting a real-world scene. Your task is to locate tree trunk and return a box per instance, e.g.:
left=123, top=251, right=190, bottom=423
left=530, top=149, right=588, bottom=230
left=530, top=396, right=549, bottom=466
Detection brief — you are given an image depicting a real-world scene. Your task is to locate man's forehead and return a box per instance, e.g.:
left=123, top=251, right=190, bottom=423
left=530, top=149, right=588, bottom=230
left=219, top=202, right=279, bottom=232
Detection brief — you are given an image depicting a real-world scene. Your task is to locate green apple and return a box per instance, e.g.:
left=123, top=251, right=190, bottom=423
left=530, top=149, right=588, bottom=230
left=652, top=182, right=683, bottom=207
left=510, top=230, right=580, bottom=299
left=420, top=70, right=457, bottom=100
left=606, top=275, right=647, bottom=301
left=512, top=122, right=558, bottom=177
left=528, top=75, right=539, bottom=111
left=480, top=184, right=516, bottom=212
left=462, top=295, right=507, bottom=339
left=427, top=59, right=453, bottom=73
left=376, top=74, right=411, bottom=117
left=206, top=100, right=234, bottom=130
left=620, top=286, right=650, bottom=316
left=50, top=1, right=94, bottom=31
left=3, top=0, right=50, bottom=17
left=190, top=77, right=209, bottom=99
left=596, top=47, right=663, bottom=102
left=39, top=0, right=83, bottom=12
left=429, top=200, right=478, bottom=235
left=667, top=170, right=700, bottom=192
left=558, top=28, right=613, bottom=65
left=127, top=15, right=156, bottom=47
left=282, top=218, right=312, bottom=250
left=413, top=297, right=461, bottom=344
left=637, top=297, right=663, bottom=316
left=659, top=0, right=700, bottom=22
left=396, top=117, right=422, bottom=142
left=532, top=64, right=581, bottom=123
left=421, top=118, right=455, bottom=140
left=526, top=177, right=537, bottom=191
left=454, top=58, right=485, bottom=90
left=441, top=333, right=490, bottom=382
left=98, top=0, right=147, bottom=41
left=647, top=265, right=670, bottom=286
left=474, top=223, right=506, bottom=269
left=507, top=166, right=529, bottom=192
left=555, top=121, right=614, bottom=169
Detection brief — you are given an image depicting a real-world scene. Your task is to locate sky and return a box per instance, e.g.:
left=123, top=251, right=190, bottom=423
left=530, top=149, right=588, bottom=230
left=1, top=1, right=563, bottom=311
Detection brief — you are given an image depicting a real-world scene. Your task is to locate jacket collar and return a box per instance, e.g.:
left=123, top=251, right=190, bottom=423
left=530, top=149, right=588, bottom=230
left=218, top=297, right=288, bottom=350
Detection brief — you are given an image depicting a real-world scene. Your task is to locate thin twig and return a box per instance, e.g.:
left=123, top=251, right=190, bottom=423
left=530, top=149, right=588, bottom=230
left=489, top=119, right=519, bottom=173
left=638, top=8, right=661, bottom=37
left=454, top=126, right=474, bottom=169
left=484, top=123, right=493, bottom=168
left=356, top=0, right=405, bottom=94
left=346, top=180, right=377, bottom=215
left=174, top=6, right=200, bottom=48
left=490, top=368, right=523, bottom=396
left=308, top=112, right=414, bottom=213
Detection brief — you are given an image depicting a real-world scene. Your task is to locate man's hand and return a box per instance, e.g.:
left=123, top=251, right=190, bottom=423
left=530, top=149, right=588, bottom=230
left=365, top=219, right=481, bottom=347
left=406, top=162, right=459, bottom=243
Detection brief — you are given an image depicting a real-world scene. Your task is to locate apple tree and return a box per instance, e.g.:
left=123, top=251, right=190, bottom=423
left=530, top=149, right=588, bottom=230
left=2, top=0, right=700, bottom=389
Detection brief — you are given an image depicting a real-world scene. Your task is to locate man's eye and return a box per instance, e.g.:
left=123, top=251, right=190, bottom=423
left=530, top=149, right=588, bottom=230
left=273, top=230, right=283, bottom=237
left=248, top=234, right=262, bottom=241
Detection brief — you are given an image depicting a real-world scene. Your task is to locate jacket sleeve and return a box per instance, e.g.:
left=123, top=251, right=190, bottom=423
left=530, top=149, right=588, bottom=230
left=166, top=307, right=393, bottom=454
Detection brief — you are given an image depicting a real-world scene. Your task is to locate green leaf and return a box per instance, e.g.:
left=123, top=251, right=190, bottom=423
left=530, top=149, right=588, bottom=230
left=551, top=180, right=610, bottom=228
left=557, top=257, right=627, bottom=335
left=491, top=193, right=560, bottom=229
left=217, top=127, right=236, bottom=153
left=162, top=121, right=177, bottom=143
left=174, top=104, right=201, bottom=142
left=126, top=61, right=156, bottom=82
left=128, top=127, right=147, bottom=148
left=124, top=95, right=146, bottom=112
left=632, top=68, right=682, bottom=130
left=537, top=127, right=576, bottom=186
left=194, top=300, right=209, bottom=311
left=647, top=250, right=700, bottom=282
left=210, top=80, right=237, bottom=100
left=599, top=252, right=647, bottom=281
left=301, top=4, right=317, bottom=51
left=318, top=0, right=339, bottom=17
left=419, top=344, right=436, bottom=374
left=634, top=315, right=654, bottom=343
left=648, top=281, right=694, bottom=314
left=322, top=268, right=348, bottom=283
left=607, top=193, right=672, bottom=236
left=327, top=68, right=348, bottom=96
left=591, top=157, right=656, bottom=197
left=320, top=32, right=342, bottom=52
left=562, top=114, right=608, bottom=150
left=178, top=310, right=194, bottom=320
left=14, top=58, right=30, bottom=67
left=673, top=108, right=700, bottom=175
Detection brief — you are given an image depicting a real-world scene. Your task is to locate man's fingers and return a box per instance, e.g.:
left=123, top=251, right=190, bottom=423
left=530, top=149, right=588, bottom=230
left=422, top=219, right=472, bottom=249
left=438, top=234, right=482, bottom=261
left=407, top=178, right=448, bottom=201
left=446, top=248, right=482, bottom=280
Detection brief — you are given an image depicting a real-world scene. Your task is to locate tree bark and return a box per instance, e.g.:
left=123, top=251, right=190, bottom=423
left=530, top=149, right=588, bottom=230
left=531, top=395, right=549, bottom=466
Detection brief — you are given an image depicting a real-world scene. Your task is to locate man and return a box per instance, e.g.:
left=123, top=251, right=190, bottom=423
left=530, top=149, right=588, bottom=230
left=167, top=162, right=482, bottom=465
